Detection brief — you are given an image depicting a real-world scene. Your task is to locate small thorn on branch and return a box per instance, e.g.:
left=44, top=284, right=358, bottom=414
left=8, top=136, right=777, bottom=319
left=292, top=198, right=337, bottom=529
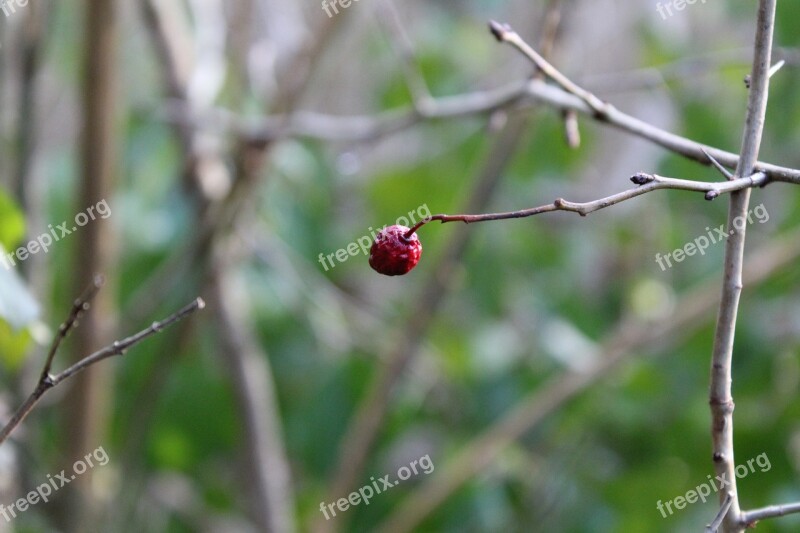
left=768, top=59, right=785, bottom=79
left=702, top=148, right=735, bottom=180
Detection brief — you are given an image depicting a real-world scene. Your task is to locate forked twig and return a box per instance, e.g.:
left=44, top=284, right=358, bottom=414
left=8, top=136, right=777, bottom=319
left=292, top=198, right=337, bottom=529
left=0, top=277, right=204, bottom=446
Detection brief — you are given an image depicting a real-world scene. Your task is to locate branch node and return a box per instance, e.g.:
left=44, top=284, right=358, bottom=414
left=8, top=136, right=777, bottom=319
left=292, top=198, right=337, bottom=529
left=630, top=172, right=655, bottom=185
left=705, top=190, right=720, bottom=201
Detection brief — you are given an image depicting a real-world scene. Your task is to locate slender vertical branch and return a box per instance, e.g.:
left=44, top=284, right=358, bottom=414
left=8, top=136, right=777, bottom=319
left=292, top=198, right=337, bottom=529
left=708, top=1, right=776, bottom=532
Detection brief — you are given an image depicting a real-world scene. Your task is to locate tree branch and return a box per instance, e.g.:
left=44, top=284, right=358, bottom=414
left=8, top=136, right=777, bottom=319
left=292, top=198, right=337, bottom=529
left=740, top=501, right=800, bottom=526
left=404, top=171, right=767, bottom=236
left=0, top=281, right=204, bottom=447
left=161, top=30, right=800, bottom=185
left=709, top=1, right=776, bottom=531
left=489, top=20, right=609, bottom=116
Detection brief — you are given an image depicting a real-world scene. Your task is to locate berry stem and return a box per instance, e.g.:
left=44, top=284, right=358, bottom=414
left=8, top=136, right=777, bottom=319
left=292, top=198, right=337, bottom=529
left=403, top=206, right=557, bottom=238
left=402, top=169, right=767, bottom=238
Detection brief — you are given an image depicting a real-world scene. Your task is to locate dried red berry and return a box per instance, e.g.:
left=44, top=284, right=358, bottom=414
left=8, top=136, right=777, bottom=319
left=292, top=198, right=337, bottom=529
left=369, top=225, right=422, bottom=276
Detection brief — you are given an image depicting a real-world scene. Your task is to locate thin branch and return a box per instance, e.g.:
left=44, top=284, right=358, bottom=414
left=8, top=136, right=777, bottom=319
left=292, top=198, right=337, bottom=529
left=702, top=148, right=735, bottom=181
left=709, top=1, right=776, bottom=532
left=404, top=171, right=767, bottom=236
left=40, top=274, right=104, bottom=381
left=54, top=298, right=205, bottom=385
left=376, top=0, right=432, bottom=111
left=706, top=493, right=734, bottom=533
left=740, top=501, right=800, bottom=525
left=161, top=74, right=800, bottom=185
left=768, top=59, right=785, bottom=78
left=489, top=20, right=609, bottom=116
left=0, top=293, right=205, bottom=446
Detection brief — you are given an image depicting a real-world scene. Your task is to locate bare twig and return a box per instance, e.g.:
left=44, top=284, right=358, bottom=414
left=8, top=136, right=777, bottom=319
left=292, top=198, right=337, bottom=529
left=709, top=1, right=776, bottom=532
left=376, top=0, right=432, bottom=111
left=702, top=148, right=735, bottom=181
left=562, top=109, right=580, bottom=148
left=39, top=274, right=105, bottom=381
left=0, top=287, right=204, bottom=447
left=404, top=171, right=767, bottom=236
left=706, top=493, right=734, bottom=533
left=740, top=501, right=800, bottom=525
left=767, top=59, right=785, bottom=78
left=489, top=20, right=609, bottom=116
left=163, top=75, right=800, bottom=184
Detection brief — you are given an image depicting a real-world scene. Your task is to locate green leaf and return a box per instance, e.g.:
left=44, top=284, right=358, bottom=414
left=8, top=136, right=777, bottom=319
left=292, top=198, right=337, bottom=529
left=0, top=320, right=32, bottom=371
left=0, top=187, right=26, bottom=251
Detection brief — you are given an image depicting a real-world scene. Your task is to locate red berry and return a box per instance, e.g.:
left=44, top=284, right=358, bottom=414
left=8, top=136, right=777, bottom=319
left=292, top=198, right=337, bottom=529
left=369, top=225, right=422, bottom=276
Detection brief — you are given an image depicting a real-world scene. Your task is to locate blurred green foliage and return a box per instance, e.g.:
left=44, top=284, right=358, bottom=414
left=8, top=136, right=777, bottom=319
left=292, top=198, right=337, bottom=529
left=1, top=1, right=799, bottom=532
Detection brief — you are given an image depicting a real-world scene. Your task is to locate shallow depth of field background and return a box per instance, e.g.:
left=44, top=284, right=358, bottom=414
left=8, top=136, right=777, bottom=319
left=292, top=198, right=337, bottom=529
left=1, top=1, right=800, bottom=532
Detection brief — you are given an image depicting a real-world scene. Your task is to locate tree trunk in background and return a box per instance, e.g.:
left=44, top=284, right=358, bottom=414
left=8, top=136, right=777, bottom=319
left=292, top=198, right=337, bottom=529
left=61, top=0, right=118, bottom=531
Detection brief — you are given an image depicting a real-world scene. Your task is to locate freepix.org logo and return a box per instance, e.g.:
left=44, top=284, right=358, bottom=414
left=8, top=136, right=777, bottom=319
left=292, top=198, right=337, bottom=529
left=656, top=452, right=771, bottom=518
left=317, top=204, right=430, bottom=272
left=654, top=203, right=769, bottom=271
left=0, top=446, right=110, bottom=523
left=1, top=199, right=112, bottom=271
left=1, top=0, right=29, bottom=18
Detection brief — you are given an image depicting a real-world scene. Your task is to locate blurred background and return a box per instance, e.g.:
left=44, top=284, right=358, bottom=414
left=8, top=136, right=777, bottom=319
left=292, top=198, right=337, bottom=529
left=0, top=0, right=799, bottom=531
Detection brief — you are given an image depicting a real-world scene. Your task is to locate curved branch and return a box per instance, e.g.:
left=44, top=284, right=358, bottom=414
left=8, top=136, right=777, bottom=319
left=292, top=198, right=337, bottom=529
left=161, top=22, right=800, bottom=186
